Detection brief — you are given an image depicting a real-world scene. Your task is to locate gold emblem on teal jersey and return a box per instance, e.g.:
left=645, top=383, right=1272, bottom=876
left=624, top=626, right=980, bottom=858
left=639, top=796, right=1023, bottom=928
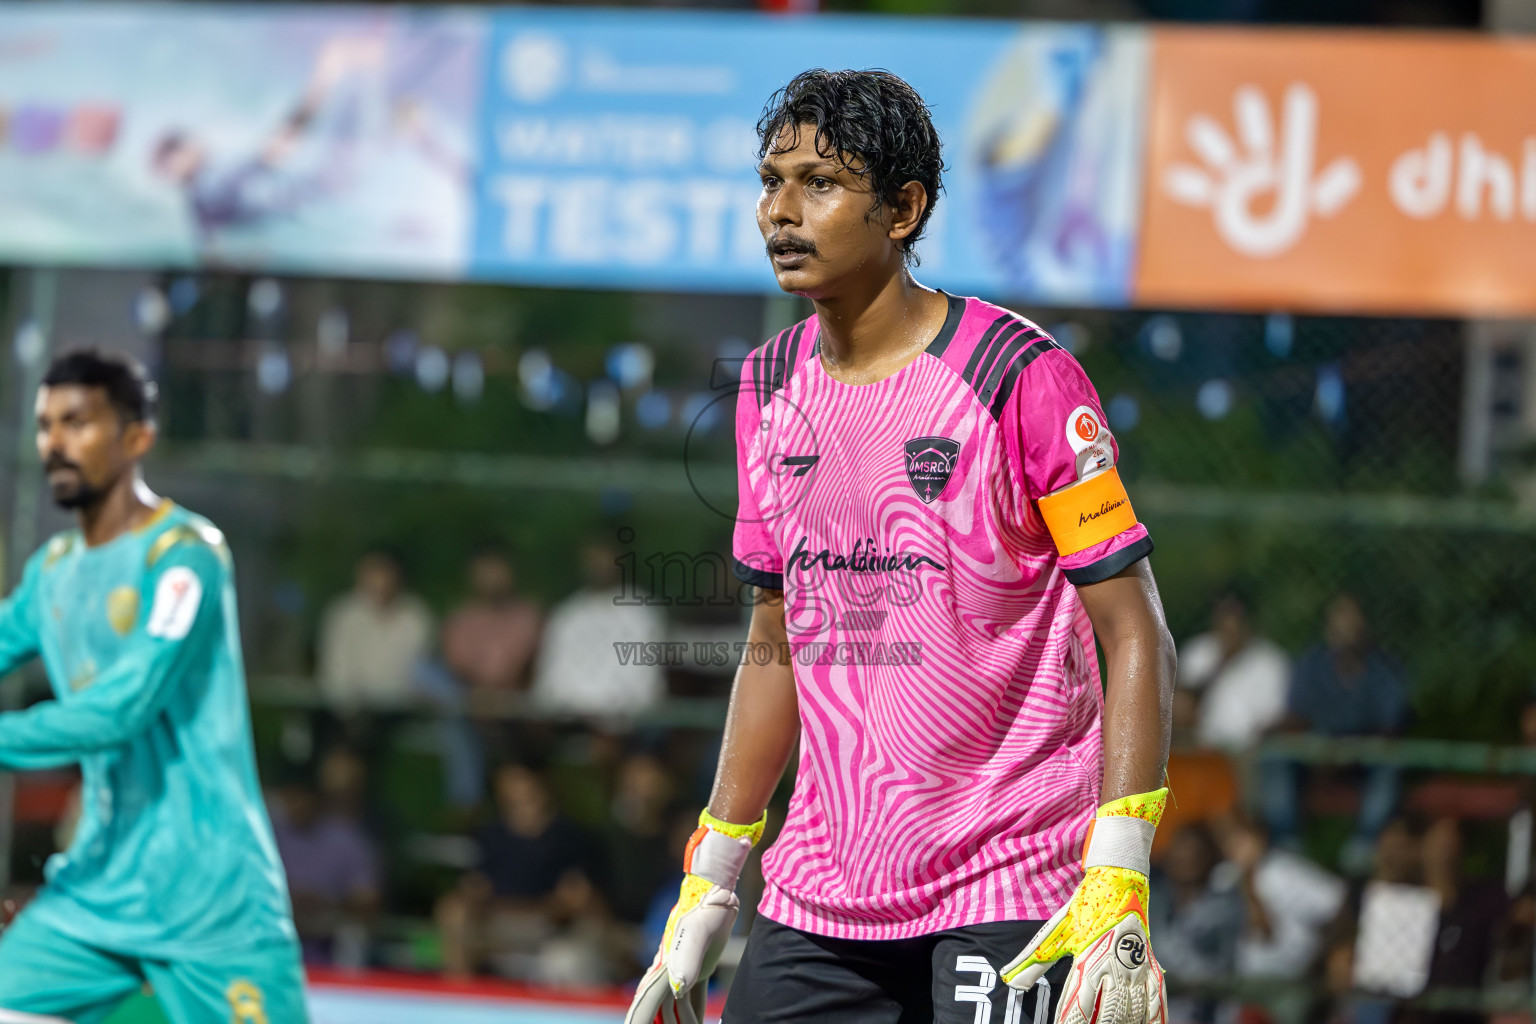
left=146, top=522, right=229, bottom=569
left=42, top=534, right=75, bottom=569
left=106, top=586, right=139, bottom=636
left=226, top=979, right=268, bottom=1024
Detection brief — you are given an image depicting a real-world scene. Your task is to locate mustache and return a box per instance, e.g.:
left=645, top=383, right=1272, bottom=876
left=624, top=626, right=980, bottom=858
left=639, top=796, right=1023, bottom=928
left=767, top=233, right=818, bottom=258
left=43, top=453, right=79, bottom=474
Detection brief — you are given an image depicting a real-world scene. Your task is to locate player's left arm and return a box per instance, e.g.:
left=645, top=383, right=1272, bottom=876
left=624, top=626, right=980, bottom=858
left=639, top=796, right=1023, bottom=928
left=0, top=542, right=223, bottom=771
left=1079, top=562, right=1175, bottom=802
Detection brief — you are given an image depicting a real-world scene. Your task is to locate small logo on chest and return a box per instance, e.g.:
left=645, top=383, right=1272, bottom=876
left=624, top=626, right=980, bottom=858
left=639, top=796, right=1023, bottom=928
left=106, top=586, right=139, bottom=637
left=902, top=436, right=960, bottom=503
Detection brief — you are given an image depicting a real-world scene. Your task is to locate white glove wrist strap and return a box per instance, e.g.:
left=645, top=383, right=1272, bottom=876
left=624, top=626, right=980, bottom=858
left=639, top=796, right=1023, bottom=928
left=1083, top=816, right=1155, bottom=876
left=689, top=827, right=753, bottom=890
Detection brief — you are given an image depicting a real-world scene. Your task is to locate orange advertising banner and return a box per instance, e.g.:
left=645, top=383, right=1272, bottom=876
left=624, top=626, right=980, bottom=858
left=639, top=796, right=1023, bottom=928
left=1135, top=30, right=1536, bottom=316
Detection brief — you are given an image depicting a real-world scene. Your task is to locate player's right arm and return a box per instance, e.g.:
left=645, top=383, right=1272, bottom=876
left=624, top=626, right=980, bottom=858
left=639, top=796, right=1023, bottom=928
left=0, top=553, right=43, bottom=678
left=708, top=588, right=798, bottom=821
left=0, top=540, right=222, bottom=771
left=625, top=353, right=800, bottom=1024
left=625, top=591, right=797, bottom=1024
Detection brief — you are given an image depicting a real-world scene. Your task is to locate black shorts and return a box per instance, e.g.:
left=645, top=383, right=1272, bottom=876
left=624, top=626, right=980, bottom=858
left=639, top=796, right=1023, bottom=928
left=723, top=914, right=1073, bottom=1024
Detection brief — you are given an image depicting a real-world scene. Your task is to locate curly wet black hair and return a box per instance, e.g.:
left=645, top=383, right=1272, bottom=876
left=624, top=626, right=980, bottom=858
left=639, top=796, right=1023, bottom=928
left=756, top=69, right=944, bottom=265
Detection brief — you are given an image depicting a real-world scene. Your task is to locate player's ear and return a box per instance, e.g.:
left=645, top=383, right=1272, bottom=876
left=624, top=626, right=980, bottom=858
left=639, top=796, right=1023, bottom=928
left=887, top=181, right=929, bottom=244
left=123, top=419, right=158, bottom=460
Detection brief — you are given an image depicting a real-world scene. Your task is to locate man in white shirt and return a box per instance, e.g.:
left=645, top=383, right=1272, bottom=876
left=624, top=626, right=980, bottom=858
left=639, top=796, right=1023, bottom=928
left=531, top=542, right=664, bottom=718
left=317, top=548, right=434, bottom=710
left=1176, top=591, right=1289, bottom=751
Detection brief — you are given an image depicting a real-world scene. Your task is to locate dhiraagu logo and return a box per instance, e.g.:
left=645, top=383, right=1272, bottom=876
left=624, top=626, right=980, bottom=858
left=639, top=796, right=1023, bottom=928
left=1161, top=83, right=1361, bottom=257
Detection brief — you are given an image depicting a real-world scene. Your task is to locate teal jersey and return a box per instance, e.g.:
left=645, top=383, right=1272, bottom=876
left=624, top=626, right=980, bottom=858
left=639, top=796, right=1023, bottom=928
left=0, top=502, right=296, bottom=959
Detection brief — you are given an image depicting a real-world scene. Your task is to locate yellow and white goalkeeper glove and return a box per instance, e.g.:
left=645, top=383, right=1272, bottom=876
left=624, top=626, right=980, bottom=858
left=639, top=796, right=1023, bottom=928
left=1003, top=788, right=1170, bottom=1024
left=625, top=809, right=766, bottom=1024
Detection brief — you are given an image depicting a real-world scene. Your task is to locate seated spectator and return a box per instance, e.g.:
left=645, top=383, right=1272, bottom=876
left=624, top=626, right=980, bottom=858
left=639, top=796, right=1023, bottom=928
left=317, top=547, right=433, bottom=710
left=441, top=545, right=543, bottom=698
left=531, top=541, right=665, bottom=717
left=1150, top=824, right=1245, bottom=1024
left=1262, top=593, right=1409, bottom=872
left=1406, top=818, right=1509, bottom=1024
left=1176, top=589, right=1289, bottom=751
left=436, top=762, right=611, bottom=986
left=605, top=752, right=678, bottom=926
left=1326, top=816, right=1509, bottom=1024
left=1213, top=813, right=1346, bottom=982
left=270, top=747, right=381, bottom=967
left=1206, top=813, right=1344, bottom=1024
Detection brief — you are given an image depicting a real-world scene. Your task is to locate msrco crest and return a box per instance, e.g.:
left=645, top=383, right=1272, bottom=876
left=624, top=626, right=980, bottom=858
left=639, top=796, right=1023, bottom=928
left=903, top=436, right=960, bottom=503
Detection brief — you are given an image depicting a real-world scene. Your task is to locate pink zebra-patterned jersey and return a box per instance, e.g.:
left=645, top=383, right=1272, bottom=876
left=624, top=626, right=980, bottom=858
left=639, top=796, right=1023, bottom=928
left=731, top=293, right=1152, bottom=941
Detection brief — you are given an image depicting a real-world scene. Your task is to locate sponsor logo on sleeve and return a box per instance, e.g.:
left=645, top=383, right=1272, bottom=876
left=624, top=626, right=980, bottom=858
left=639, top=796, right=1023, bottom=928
left=146, top=566, right=203, bottom=640
left=1065, top=406, right=1108, bottom=453
left=1065, top=405, right=1115, bottom=480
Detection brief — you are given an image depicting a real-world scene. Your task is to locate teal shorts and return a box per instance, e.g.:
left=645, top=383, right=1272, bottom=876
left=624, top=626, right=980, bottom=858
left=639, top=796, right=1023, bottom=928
left=0, top=909, right=309, bottom=1024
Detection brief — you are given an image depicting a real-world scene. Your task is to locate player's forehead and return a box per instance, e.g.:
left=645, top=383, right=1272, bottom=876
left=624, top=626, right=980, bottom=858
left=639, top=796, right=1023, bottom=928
left=36, top=383, right=112, bottom=418
left=759, top=122, right=869, bottom=180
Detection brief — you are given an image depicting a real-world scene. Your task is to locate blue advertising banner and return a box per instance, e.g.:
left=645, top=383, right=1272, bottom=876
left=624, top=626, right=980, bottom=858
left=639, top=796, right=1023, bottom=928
left=472, top=11, right=1148, bottom=303
left=0, top=5, right=1148, bottom=303
left=0, top=4, right=482, bottom=278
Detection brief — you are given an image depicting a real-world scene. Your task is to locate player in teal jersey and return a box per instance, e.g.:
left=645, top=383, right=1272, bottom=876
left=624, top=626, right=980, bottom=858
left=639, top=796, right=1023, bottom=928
left=0, top=350, right=307, bottom=1023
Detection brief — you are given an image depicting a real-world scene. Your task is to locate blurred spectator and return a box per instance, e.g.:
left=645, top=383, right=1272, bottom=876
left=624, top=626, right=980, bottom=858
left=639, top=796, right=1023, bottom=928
left=317, top=548, right=433, bottom=710
left=436, top=763, right=611, bottom=986
left=1262, top=594, right=1410, bottom=871
left=1212, top=814, right=1346, bottom=982
left=1175, top=590, right=1290, bottom=751
left=1150, top=824, right=1245, bottom=1024
left=1207, top=813, right=1344, bottom=1024
left=1402, top=818, right=1509, bottom=1024
left=270, top=747, right=381, bottom=967
left=1324, top=818, right=1425, bottom=1024
left=441, top=546, right=543, bottom=697
left=605, top=752, right=678, bottom=925
left=531, top=541, right=665, bottom=717
left=1325, top=816, right=1509, bottom=1024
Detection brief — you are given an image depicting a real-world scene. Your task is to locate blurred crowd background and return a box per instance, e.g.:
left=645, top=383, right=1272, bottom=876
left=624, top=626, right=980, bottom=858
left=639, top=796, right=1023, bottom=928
left=4, top=0, right=1536, bottom=1021
left=5, top=277, right=1536, bottom=1024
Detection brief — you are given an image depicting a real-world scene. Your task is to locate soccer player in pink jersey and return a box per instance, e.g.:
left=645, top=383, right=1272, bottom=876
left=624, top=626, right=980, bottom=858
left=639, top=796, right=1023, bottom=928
left=627, top=70, right=1175, bottom=1024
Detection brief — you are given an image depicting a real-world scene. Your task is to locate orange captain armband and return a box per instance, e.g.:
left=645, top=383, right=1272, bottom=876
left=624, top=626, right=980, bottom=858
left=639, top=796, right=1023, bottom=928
left=1036, top=466, right=1139, bottom=556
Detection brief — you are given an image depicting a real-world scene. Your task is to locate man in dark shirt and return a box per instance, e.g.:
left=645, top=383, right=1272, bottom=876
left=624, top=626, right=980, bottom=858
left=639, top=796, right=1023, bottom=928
left=1263, top=594, right=1410, bottom=873
left=436, top=762, right=601, bottom=980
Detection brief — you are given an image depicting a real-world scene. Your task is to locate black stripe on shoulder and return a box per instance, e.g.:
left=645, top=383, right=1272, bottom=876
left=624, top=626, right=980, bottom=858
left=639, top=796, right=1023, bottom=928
left=733, top=559, right=784, bottom=591
left=1062, top=536, right=1154, bottom=586
left=973, top=324, right=1037, bottom=402
left=985, top=336, right=1062, bottom=419
left=752, top=333, right=772, bottom=408
left=924, top=293, right=968, bottom=360
left=961, top=312, right=1016, bottom=387
left=754, top=323, right=805, bottom=409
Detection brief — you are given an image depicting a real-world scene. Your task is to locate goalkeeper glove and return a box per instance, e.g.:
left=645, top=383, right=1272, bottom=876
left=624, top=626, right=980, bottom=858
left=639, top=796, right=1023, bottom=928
left=1002, top=788, right=1170, bottom=1024
left=625, top=808, right=766, bottom=1024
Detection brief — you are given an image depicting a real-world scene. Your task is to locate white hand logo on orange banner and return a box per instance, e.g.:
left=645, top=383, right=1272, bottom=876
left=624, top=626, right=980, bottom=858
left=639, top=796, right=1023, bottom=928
left=1162, top=83, right=1361, bottom=258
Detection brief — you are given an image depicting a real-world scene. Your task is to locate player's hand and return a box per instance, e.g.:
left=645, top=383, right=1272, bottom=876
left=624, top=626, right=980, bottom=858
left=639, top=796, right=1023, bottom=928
left=625, top=810, right=766, bottom=1024
left=1002, top=788, right=1170, bottom=1024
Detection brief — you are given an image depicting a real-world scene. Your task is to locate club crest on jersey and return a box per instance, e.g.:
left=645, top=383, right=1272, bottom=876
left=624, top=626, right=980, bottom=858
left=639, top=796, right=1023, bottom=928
left=903, top=436, right=960, bottom=503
